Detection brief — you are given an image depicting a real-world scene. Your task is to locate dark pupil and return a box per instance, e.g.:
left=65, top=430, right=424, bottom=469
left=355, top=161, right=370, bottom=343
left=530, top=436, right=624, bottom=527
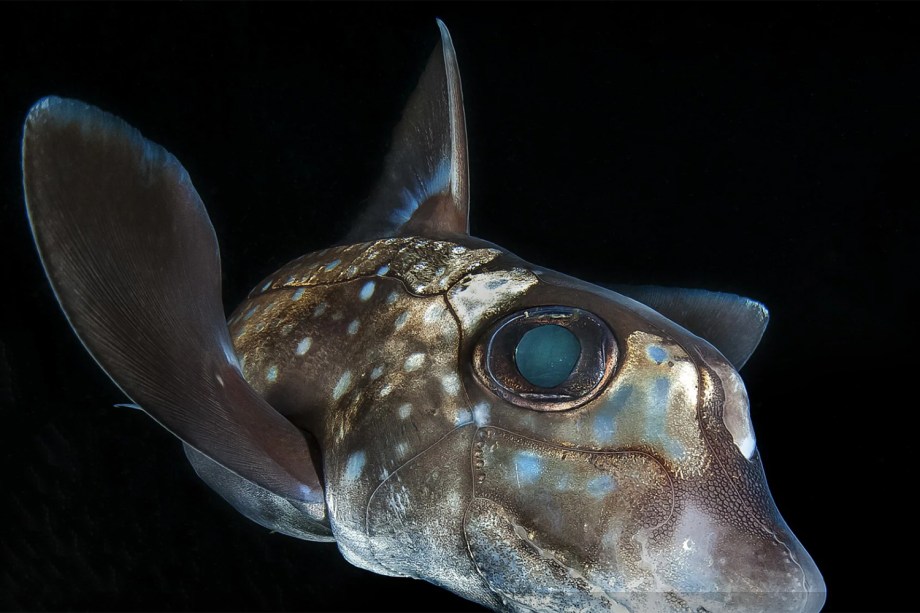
left=514, top=324, right=582, bottom=388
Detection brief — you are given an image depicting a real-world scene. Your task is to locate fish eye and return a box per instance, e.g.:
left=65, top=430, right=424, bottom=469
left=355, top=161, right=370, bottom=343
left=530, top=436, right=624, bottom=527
left=474, top=306, right=617, bottom=411
left=515, top=325, right=581, bottom=387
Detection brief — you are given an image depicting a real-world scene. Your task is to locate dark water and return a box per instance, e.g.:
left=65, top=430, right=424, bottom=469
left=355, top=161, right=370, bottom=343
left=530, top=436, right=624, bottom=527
left=1, top=4, right=915, bottom=612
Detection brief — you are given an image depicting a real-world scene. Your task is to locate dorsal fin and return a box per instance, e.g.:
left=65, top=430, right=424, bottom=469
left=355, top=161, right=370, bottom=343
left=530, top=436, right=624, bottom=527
left=22, top=97, right=324, bottom=511
left=611, top=285, right=770, bottom=370
left=346, top=19, right=469, bottom=241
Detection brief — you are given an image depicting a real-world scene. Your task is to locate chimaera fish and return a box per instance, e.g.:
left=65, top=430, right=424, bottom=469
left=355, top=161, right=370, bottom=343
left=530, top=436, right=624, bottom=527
left=22, top=20, right=825, bottom=613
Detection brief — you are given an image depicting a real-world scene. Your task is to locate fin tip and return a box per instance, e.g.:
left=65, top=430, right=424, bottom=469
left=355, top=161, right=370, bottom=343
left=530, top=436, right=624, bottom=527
left=743, top=296, right=770, bottom=326
left=435, top=18, right=451, bottom=41
left=26, top=96, right=104, bottom=131
left=24, top=95, right=196, bottom=203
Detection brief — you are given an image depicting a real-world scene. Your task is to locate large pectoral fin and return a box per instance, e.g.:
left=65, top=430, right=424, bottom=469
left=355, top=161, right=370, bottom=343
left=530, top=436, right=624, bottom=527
left=346, top=20, right=469, bottom=241
left=22, top=97, right=323, bottom=511
left=609, top=285, right=769, bottom=370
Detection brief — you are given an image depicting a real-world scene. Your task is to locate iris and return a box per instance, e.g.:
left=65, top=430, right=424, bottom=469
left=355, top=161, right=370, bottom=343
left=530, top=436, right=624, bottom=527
left=514, top=324, right=581, bottom=388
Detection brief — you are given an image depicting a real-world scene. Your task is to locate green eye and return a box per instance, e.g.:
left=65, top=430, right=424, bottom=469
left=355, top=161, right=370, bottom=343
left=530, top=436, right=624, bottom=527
left=474, top=306, right=618, bottom=412
left=515, top=325, right=581, bottom=388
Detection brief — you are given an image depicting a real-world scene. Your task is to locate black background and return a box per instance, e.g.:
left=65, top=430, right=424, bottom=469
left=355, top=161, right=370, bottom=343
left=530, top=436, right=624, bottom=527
left=1, top=3, right=916, bottom=612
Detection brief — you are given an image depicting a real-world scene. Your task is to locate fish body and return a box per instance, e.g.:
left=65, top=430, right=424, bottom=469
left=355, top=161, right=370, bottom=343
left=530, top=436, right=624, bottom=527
left=22, top=20, right=825, bottom=613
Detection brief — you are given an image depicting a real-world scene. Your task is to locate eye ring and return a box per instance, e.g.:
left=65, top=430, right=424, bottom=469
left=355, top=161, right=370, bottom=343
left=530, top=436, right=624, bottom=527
left=473, top=306, right=617, bottom=412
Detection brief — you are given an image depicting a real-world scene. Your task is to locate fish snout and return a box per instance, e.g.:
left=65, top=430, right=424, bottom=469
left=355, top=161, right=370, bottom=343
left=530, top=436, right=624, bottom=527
left=770, top=521, right=827, bottom=613
left=657, top=509, right=827, bottom=612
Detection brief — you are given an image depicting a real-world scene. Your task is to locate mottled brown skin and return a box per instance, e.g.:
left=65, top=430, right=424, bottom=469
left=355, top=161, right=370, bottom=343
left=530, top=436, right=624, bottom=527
left=226, top=237, right=824, bottom=612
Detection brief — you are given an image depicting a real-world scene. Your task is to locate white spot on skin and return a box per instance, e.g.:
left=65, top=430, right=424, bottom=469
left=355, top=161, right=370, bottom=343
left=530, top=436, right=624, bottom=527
left=324, top=259, right=341, bottom=272
left=455, top=407, right=472, bottom=426
left=441, top=373, right=460, bottom=396
left=370, top=366, right=384, bottom=380
left=243, top=306, right=259, bottom=320
left=647, top=345, right=667, bottom=364
left=332, top=371, right=353, bottom=401
left=386, top=291, right=399, bottom=305
left=404, top=353, right=425, bottom=372
left=296, top=337, right=312, bottom=356
left=292, top=287, right=305, bottom=301
left=376, top=264, right=390, bottom=276
left=396, top=442, right=409, bottom=457
left=473, top=402, right=491, bottom=426
left=513, top=451, right=543, bottom=485
left=394, top=311, right=409, bottom=331
left=424, top=302, right=445, bottom=323
left=262, top=280, right=272, bottom=292
left=344, top=451, right=365, bottom=481
left=718, top=364, right=757, bottom=460
left=447, top=269, right=539, bottom=332
left=586, top=475, right=616, bottom=498
left=266, top=365, right=278, bottom=383
left=736, top=431, right=756, bottom=459
left=359, top=281, right=376, bottom=301
left=347, top=320, right=360, bottom=335
left=215, top=374, right=224, bottom=387
left=397, top=403, right=412, bottom=419
left=313, top=303, right=327, bottom=316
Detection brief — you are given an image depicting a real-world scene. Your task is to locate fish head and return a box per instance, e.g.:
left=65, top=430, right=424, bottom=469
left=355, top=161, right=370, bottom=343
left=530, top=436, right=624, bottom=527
left=436, top=259, right=827, bottom=611
left=317, top=239, right=825, bottom=611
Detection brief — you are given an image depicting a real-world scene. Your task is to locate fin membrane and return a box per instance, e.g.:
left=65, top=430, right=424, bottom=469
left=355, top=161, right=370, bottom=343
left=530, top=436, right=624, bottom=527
left=184, top=444, right=333, bottom=541
left=611, top=285, right=769, bottom=369
left=23, top=97, right=323, bottom=509
left=347, top=19, right=469, bottom=241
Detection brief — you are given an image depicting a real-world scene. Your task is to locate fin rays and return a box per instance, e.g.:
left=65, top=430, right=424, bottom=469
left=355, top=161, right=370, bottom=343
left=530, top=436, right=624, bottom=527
left=23, top=97, right=324, bottom=508
left=347, top=19, right=469, bottom=241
